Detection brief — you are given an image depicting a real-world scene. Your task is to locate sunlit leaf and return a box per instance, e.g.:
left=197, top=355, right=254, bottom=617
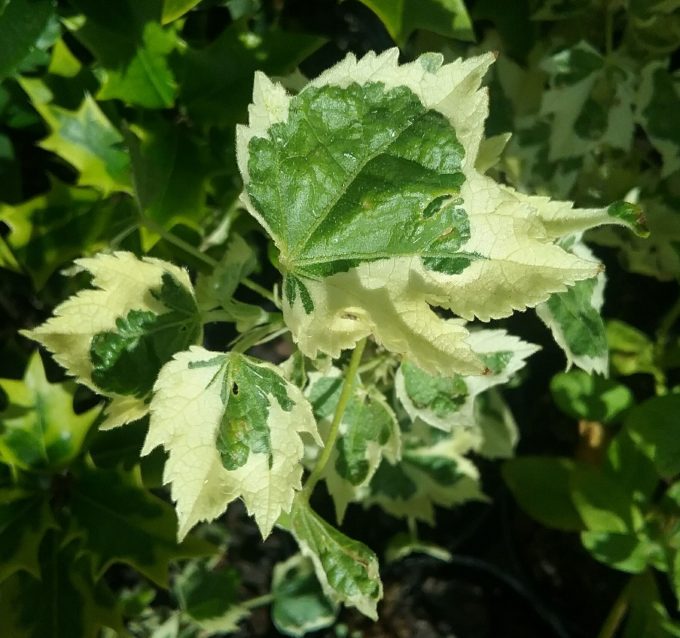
left=143, top=346, right=319, bottom=539
left=237, top=49, right=643, bottom=376
left=23, top=252, right=201, bottom=428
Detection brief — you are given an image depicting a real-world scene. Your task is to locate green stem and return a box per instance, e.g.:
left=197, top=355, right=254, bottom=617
left=605, top=5, right=614, bottom=57
left=241, top=277, right=280, bottom=308
left=242, top=593, right=274, bottom=609
left=302, top=338, right=367, bottom=498
left=657, top=295, right=680, bottom=349
left=596, top=577, right=634, bottom=638
left=139, top=215, right=279, bottom=307
left=140, top=215, right=217, bottom=268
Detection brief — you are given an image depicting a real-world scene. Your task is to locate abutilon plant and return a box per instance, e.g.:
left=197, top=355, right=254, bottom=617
left=24, top=49, right=645, bottom=620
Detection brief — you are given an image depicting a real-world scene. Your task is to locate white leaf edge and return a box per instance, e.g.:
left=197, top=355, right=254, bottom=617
left=143, top=346, right=320, bottom=540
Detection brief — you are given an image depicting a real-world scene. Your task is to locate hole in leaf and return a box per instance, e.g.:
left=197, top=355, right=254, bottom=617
left=232, top=382, right=239, bottom=396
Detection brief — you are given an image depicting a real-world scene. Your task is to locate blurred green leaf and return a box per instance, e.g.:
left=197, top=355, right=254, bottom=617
left=70, top=466, right=215, bottom=587
left=180, top=23, right=324, bottom=126
left=0, top=352, right=100, bottom=470
left=625, top=394, right=680, bottom=479
left=607, top=320, right=658, bottom=377
left=581, top=531, right=657, bottom=573
left=272, top=554, right=338, bottom=637
left=127, top=116, right=209, bottom=239
left=0, top=532, right=124, bottom=638
left=570, top=464, right=640, bottom=533
left=0, top=492, right=55, bottom=583
left=357, top=0, right=474, bottom=44
left=0, top=0, right=55, bottom=82
left=503, top=457, right=584, bottom=531
left=0, top=179, right=137, bottom=288
left=19, top=78, right=131, bottom=194
left=162, top=0, right=202, bottom=23
left=550, top=370, right=634, bottom=424
left=175, top=560, right=249, bottom=633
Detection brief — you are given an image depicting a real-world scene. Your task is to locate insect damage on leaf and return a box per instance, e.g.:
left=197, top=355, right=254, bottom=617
left=142, top=347, right=319, bottom=540
left=237, top=49, right=644, bottom=376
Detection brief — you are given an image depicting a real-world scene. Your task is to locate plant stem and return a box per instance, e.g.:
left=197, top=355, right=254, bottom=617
left=302, top=338, right=367, bottom=498
left=597, top=577, right=634, bottom=638
left=242, top=593, right=274, bottom=609
left=140, top=215, right=218, bottom=268
left=241, top=277, right=280, bottom=308
left=605, top=4, right=614, bottom=57
left=139, top=215, right=279, bottom=307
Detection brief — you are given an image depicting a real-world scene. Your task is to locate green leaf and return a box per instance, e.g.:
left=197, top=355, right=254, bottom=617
left=623, top=573, right=680, bottom=638
left=97, top=22, right=178, bottom=108
left=127, top=117, right=210, bottom=241
left=550, top=370, right=634, bottom=424
left=536, top=240, right=609, bottom=374
left=539, top=42, right=635, bottom=161
left=0, top=492, right=55, bottom=583
left=0, top=179, right=137, bottom=288
left=23, top=252, right=201, bottom=428
left=395, top=329, right=538, bottom=431
left=503, top=457, right=585, bottom=531
left=238, top=50, right=640, bottom=376
left=19, top=78, right=131, bottom=194
left=637, top=63, right=680, bottom=177
left=162, top=0, right=202, bottom=23
left=271, top=554, right=338, bottom=637
left=68, top=0, right=177, bottom=108
left=606, top=320, right=659, bottom=377
left=581, top=531, right=657, bottom=573
left=89, top=271, right=201, bottom=398
left=180, top=22, right=324, bottom=126
left=0, top=352, right=100, bottom=469
left=473, top=389, right=518, bottom=459
left=530, top=0, right=595, bottom=19
left=281, top=496, right=382, bottom=619
left=69, top=466, right=214, bottom=587
left=368, top=438, right=486, bottom=523
left=604, top=432, right=659, bottom=504
left=307, top=368, right=400, bottom=522
left=357, top=0, right=474, bottom=44
left=195, top=233, right=269, bottom=331
left=570, top=465, right=640, bottom=533
left=143, top=346, right=319, bottom=539
left=0, top=533, right=124, bottom=638
left=625, top=394, right=680, bottom=479
left=0, top=0, right=55, bottom=82
left=175, top=561, right=249, bottom=633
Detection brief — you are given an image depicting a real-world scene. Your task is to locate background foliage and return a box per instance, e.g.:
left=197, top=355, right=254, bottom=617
left=1, top=0, right=680, bottom=636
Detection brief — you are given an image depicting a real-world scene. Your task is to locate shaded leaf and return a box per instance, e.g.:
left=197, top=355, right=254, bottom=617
left=70, top=466, right=215, bottom=587
left=0, top=533, right=124, bottom=638
left=271, top=554, right=338, bottom=637
left=19, top=78, right=131, bottom=194
left=181, top=22, right=324, bottom=126
left=0, top=0, right=55, bottom=82
left=175, top=560, right=249, bottom=632
left=503, top=457, right=585, bottom=531
left=0, top=492, right=55, bottom=583
left=0, top=351, right=100, bottom=469
left=625, top=394, right=680, bottom=479
left=550, top=370, right=634, bottom=424
left=281, top=497, right=382, bottom=619
left=357, top=0, right=474, bottom=44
